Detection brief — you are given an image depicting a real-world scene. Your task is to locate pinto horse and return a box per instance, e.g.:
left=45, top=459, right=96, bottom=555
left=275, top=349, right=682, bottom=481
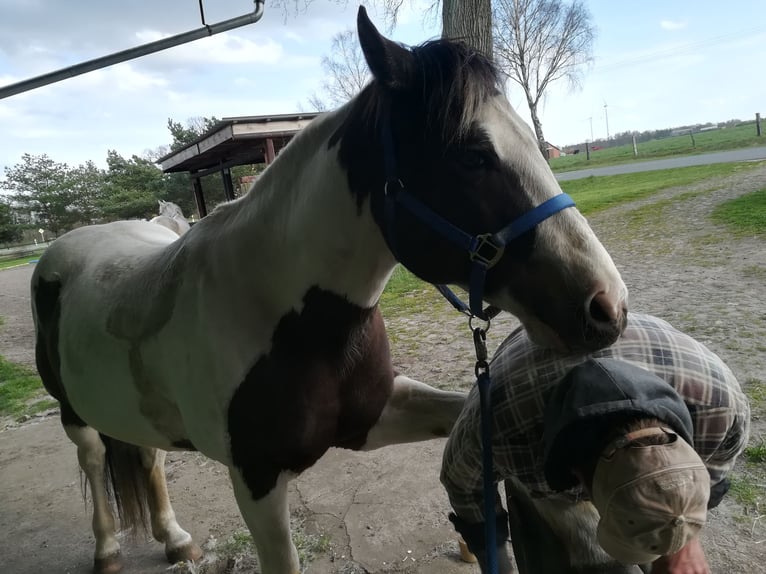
left=31, top=8, right=628, bottom=574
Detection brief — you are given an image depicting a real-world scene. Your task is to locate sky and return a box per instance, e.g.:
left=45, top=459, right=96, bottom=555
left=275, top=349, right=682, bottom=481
left=0, top=0, right=764, bottom=175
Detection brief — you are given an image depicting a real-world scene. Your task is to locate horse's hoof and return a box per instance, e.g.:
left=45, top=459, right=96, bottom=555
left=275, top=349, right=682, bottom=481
left=94, top=552, right=123, bottom=574
left=458, top=538, right=477, bottom=563
left=166, top=542, right=203, bottom=564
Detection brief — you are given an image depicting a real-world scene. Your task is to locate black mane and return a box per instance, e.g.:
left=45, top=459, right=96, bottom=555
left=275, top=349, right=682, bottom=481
left=330, top=37, right=501, bottom=210
left=331, top=37, right=501, bottom=148
left=408, top=38, right=501, bottom=141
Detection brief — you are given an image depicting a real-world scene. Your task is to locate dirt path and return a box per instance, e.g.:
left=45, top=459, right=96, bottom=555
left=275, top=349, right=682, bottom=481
left=1, top=163, right=765, bottom=573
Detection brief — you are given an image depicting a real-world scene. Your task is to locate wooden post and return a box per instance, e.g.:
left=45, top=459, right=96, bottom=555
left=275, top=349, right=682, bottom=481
left=757, top=113, right=762, bottom=136
left=191, top=173, right=207, bottom=218
left=632, top=135, right=638, bottom=157
left=689, top=129, right=696, bottom=147
left=585, top=141, right=590, bottom=161
left=221, top=167, right=236, bottom=201
left=265, top=137, right=276, bottom=164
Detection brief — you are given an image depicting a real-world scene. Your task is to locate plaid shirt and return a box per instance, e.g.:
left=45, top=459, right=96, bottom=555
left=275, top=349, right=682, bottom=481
left=441, top=313, right=751, bottom=523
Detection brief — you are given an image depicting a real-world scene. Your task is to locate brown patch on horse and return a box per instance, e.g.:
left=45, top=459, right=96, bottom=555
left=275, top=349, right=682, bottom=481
left=227, top=286, right=394, bottom=499
left=33, top=277, right=85, bottom=427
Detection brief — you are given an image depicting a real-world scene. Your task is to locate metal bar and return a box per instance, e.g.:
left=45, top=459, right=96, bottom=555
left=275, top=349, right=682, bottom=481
left=0, top=0, right=265, bottom=100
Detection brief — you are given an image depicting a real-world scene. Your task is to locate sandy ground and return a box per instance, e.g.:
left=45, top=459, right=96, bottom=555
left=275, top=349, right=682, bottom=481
left=1, top=163, right=765, bottom=573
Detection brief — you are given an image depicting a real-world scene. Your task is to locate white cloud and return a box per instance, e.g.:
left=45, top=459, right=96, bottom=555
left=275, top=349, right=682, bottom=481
left=660, top=20, right=688, bottom=31
left=134, top=30, right=285, bottom=66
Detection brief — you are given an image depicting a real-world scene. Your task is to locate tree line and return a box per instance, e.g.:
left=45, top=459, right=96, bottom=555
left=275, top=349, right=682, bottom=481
left=0, top=118, right=260, bottom=246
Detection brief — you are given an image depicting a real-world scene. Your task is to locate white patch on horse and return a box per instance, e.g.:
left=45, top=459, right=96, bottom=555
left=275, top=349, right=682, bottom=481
left=479, top=94, right=628, bottom=349
left=229, top=469, right=300, bottom=574
left=362, top=374, right=467, bottom=450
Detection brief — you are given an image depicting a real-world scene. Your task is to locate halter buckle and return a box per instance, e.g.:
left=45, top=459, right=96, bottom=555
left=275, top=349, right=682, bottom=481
left=384, top=178, right=404, bottom=197
left=470, top=234, right=504, bottom=268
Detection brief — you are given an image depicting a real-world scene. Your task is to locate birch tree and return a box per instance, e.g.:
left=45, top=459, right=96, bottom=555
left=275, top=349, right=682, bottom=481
left=493, top=0, right=595, bottom=156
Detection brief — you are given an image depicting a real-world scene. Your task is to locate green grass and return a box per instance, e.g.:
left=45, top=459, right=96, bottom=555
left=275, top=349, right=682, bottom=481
left=216, top=530, right=254, bottom=557
left=0, top=355, right=46, bottom=417
left=0, top=250, right=44, bottom=270
left=744, top=378, right=766, bottom=414
left=729, top=474, right=765, bottom=510
left=744, top=439, right=766, bottom=464
left=560, top=162, right=762, bottom=215
left=379, top=265, right=440, bottom=318
left=215, top=521, right=330, bottom=566
left=710, top=189, right=766, bottom=237
left=550, top=122, right=765, bottom=173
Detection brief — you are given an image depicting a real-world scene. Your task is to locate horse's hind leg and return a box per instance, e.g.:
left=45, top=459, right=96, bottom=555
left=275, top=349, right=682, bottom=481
left=361, top=374, right=467, bottom=450
left=229, top=468, right=300, bottom=574
left=138, top=448, right=202, bottom=564
left=63, top=424, right=123, bottom=574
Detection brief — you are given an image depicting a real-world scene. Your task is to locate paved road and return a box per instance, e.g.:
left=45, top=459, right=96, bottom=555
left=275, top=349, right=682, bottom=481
left=555, top=145, right=766, bottom=181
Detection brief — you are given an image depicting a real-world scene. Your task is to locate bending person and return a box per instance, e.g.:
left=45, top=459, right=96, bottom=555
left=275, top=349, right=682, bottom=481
left=441, top=313, right=750, bottom=574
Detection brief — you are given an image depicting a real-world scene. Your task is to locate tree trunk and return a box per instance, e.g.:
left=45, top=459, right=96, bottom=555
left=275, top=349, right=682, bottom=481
left=442, top=0, right=493, bottom=59
left=526, top=98, right=548, bottom=159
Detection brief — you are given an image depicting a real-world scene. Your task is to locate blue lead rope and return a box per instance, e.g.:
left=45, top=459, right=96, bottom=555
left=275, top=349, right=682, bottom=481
left=474, top=326, right=498, bottom=574
left=379, top=109, right=577, bottom=574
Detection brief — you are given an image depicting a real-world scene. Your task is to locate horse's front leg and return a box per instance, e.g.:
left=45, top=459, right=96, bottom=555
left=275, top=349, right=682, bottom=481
left=138, top=448, right=202, bottom=564
left=229, top=468, right=300, bottom=574
left=361, top=374, right=467, bottom=450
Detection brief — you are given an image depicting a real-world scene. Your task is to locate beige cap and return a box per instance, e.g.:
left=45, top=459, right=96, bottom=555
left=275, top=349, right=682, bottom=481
left=592, top=427, right=710, bottom=565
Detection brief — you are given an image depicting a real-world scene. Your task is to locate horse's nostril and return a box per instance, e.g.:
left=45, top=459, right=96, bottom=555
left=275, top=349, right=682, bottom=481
left=588, top=291, right=618, bottom=325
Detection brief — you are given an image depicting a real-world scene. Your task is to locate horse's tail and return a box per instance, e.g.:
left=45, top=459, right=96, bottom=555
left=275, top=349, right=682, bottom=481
left=100, top=434, right=150, bottom=536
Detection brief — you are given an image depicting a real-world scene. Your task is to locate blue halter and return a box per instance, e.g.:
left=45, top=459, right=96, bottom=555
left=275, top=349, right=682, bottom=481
left=380, top=112, right=576, bottom=574
left=380, top=118, right=575, bottom=320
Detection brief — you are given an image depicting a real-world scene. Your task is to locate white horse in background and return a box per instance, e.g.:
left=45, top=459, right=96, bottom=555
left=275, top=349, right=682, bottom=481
left=149, top=200, right=191, bottom=236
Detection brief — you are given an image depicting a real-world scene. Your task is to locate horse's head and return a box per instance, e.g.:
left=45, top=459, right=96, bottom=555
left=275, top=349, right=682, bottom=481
left=158, top=200, right=184, bottom=219
left=335, top=7, right=627, bottom=353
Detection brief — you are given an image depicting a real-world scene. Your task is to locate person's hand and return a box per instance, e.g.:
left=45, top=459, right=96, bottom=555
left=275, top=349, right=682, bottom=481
left=651, top=538, right=710, bottom=574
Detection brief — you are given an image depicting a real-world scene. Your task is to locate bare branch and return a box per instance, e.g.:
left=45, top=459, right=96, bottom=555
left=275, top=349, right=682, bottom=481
left=309, top=29, right=370, bottom=109
left=493, top=0, right=595, bottom=154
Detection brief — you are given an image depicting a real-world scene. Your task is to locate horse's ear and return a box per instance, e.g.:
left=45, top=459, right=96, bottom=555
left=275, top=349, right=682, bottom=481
left=357, top=6, right=413, bottom=90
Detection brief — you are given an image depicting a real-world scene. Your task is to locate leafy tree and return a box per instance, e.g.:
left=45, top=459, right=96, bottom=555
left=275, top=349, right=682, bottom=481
left=167, top=117, right=220, bottom=151
left=97, top=151, right=164, bottom=220
left=0, top=199, right=23, bottom=245
left=2, top=153, right=93, bottom=236
left=70, top=160, right=106, bottom=222
left=494, top=0, right=595, bottom=156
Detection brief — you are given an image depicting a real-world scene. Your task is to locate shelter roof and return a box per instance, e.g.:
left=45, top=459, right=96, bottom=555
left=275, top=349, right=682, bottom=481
left=158, top=112, right=320, bottom=173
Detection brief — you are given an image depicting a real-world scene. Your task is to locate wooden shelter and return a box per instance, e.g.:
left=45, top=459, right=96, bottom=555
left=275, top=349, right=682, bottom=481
left=157, top=112, right=319, bottom=217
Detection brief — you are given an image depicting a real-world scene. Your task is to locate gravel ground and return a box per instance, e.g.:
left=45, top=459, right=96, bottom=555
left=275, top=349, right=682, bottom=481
left=1, top=163, right=765, bottom=572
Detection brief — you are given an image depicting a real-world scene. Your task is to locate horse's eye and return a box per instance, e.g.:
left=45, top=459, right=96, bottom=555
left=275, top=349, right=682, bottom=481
left=458, top=150, right=488, bottom=170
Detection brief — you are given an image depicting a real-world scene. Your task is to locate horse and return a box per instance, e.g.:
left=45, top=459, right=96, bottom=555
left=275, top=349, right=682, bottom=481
left=149, top=200, right=191, bottom=236
left=30, top=7, right=628, bottom=574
